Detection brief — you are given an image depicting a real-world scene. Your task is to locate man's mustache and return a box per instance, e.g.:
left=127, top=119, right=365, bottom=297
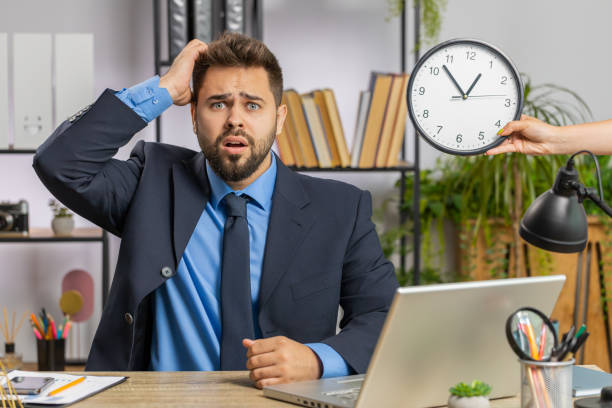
left=216, top=128, right=254, bottom=146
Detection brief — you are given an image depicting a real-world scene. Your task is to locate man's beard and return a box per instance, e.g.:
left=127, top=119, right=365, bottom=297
left=200, top=126, right=276, bottom=182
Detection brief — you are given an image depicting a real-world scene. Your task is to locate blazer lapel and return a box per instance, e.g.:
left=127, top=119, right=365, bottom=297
left=171, top=152, right=211, bottom=266
left=259, top=159, right=316, bottom=309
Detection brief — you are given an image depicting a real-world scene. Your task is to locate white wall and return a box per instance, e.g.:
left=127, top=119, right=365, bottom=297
left=1, top=0, right=611, bottom=362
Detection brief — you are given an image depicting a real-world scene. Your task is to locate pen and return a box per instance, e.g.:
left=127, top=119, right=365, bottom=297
left=62, top=321, right=72, bottom=339
left=48, top=376, right=85, bottom=396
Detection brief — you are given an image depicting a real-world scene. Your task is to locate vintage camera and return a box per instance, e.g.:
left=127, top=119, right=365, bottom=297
left=0, top=200, right=29, bottom=235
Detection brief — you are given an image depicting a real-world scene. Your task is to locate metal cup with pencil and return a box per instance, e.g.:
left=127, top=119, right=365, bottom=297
left=506, top=307, right=589, bottom=408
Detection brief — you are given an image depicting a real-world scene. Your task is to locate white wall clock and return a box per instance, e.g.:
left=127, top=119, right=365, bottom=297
left=407, top=38, right=524, bottom=155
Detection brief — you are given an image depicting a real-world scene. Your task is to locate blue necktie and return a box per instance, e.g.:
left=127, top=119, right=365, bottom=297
left=220, top=193, right=255, bottom=370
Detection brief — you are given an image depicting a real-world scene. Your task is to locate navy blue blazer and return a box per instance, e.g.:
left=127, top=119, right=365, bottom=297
left=33, top=89, right=399, bottom=372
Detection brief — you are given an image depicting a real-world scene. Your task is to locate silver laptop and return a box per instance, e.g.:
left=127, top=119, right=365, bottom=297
left=264, top=275, right=566, bottom=408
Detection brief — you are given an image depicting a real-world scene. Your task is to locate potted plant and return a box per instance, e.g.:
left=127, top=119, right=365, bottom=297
left=448, top=380, right=491, bottom=408
left=49, top=198, right=74, bottom=236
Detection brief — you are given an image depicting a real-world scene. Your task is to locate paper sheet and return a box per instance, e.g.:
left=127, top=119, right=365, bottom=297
left=1, top=370, right=126, bottom=406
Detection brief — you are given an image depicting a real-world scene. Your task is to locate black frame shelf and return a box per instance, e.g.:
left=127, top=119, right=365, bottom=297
left=0, top=149, right=37, bottom=154
left=152, top=0, right=421, bottom=284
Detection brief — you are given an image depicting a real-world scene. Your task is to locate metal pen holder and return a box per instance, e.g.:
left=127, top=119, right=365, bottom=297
left=520, top=358, right=574, bottom=408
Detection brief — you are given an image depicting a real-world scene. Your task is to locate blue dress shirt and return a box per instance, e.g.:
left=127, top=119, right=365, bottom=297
left=115, top=75, right=351, bottom=377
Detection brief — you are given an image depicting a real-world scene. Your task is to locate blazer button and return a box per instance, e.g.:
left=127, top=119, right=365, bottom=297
left=124, top=313, right=134, bottom=325
left=160, top=266, right=175, bottom=278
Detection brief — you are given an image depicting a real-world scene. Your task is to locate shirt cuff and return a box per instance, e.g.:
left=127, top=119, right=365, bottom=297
left=114, top=75, right=173, bottom=123
left=306, top=343, right=352, bottom=378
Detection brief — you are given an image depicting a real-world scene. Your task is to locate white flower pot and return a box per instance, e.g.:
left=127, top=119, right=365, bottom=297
left=51, top=216, right=74, bottom=236
left=448, top=395, right=490, bottom=408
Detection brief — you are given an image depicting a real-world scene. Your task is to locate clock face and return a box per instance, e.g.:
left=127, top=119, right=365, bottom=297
left=407, top=39, right=523, bottom=155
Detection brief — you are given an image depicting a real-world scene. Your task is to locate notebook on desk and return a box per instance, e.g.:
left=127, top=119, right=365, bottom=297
left=264, top=275, right=566, bottom=408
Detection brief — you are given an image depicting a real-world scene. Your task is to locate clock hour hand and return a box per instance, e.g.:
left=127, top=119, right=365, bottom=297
left=442, top=65, right=466, bottom=99
left=465, top=73, right=482, bottom=97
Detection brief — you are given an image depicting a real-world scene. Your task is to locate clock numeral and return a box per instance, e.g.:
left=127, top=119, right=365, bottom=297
left=500, top=76, right=508, bottom=85
left=436, top=125, right=443, bottom=134
left=466, top=51, right=476, bottom=61
left=445, top=55, right=454, bottom=63
left=489, top=60, right=493, bottom=69
left=478, top=131, right=485, bottom=140
left=418, top=87, right=425, bottom=95
left=495, top=120, right=502, bottom=127
left=505, top=98, right=511, bottom=107
left=456, top=134, right=463, bottom=143
left=429, top=67, right=440, bottom=75
left=423, top=109, right=429, bottom=118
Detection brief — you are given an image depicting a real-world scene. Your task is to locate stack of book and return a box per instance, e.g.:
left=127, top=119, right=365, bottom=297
left=276, top=89, right=351, bottom=168
left=352, top=72, right=409, bottom=168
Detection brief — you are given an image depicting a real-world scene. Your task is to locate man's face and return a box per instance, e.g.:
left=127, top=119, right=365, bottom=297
left=191, top=65, right=286, bottom=183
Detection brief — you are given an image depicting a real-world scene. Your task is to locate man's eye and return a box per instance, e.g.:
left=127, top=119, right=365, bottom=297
left=212, top=102, right=225, bottom=109
left=247, top=102, right=260, bottom=110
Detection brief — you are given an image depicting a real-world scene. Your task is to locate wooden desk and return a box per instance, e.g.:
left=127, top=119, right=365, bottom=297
left=59, top=371, right=525, bottom=407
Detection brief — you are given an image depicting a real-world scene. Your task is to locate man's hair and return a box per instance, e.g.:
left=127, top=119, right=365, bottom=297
left=192, top=32, right=283, bottom=107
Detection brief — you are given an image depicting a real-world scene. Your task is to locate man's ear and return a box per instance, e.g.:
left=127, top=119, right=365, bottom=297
left=276, top=104, right=288, bottom=136
left=190, top=101, right=197, bottom=134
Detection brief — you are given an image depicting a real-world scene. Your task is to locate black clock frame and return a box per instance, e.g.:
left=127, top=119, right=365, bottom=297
left=407, top=38, right=524, bottom=156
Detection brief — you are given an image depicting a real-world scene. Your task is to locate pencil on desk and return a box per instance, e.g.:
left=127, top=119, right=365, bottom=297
left=48, top=376, right=85, bottom=397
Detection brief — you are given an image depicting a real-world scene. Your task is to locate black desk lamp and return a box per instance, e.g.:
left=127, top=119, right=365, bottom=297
left=519, top=150, right=612, bottom=253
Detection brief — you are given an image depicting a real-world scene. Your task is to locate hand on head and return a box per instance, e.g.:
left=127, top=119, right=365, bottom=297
left=159, top=39, right=208, bottom=106
left=242, top=336, right=322, bottom=389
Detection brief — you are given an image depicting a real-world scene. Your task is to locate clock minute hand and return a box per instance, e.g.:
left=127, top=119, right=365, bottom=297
left=442, top=65, right=466, bottom=98
left=465, top=73, right=482, bottom=97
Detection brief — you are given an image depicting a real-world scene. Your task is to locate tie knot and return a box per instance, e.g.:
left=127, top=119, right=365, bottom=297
left=223, top=193, right=248, bottom=218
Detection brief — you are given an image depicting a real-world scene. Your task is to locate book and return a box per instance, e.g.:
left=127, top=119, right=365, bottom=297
left=1, top=370, right=126, bottom=406
left=312, top=90, right=340, bottom=167
left=375, top=74, right=402, bottom=167
left=276, top=93, right=296, bottom=166
left=284, top=89, right=318, bottom=168
left=282, top=92, right=305, bottom=167
left=322, top=89, right=351, bottom=167
left=358, top=72, right=393, bottom=168
left=385, top=73, right=410, bottom=167
left=351, top=90, right=372, bottom=168
left=302, top=94, right=332, bottom=168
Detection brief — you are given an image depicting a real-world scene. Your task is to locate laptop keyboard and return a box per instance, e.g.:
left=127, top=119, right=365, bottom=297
left=323, top=387, right=361, bottom=401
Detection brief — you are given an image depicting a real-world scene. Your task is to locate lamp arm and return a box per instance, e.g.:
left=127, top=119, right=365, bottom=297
left=570, top=181, right=612, bottom=218
left=585, top=188, right=612, bottom=218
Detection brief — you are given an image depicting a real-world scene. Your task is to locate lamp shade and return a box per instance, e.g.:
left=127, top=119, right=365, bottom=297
left=519, top=189, right=588, bottom=253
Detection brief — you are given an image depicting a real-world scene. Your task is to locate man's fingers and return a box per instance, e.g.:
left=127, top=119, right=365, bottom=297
left=249, top=365, right=283, bottom=382
left=246, top=351, right=277, bottom=370
left=255, top=377, right=286, bottom=390
left=246, top=336, right=285, bottom=358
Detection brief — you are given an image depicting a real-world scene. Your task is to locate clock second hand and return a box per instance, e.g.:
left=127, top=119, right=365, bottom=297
left=450, top=94, right=506, bottom=100
left=442, top=64, right=466, bottom=99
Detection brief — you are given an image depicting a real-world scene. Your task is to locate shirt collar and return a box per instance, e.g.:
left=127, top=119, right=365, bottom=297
left=206, top=153, right=277, bottom=212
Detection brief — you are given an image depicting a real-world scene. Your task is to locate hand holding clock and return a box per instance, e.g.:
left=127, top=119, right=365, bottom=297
left=486, top=115, right=612, bottom=156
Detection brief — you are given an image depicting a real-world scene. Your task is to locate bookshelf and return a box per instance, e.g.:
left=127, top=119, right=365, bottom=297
left=151, top=0, right=421, bottom=283
left=0, top=224, right=111, bottom=310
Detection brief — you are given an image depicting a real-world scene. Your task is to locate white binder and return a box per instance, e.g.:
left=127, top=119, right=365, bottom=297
left=54, top=34, right=94, bottom=127
left=13, top=33, right=53, bottom=150
left=0, top=33, right=8, bottom=149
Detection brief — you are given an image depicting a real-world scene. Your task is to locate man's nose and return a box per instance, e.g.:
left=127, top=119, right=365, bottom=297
left=225, top=106, right=244, bottom=129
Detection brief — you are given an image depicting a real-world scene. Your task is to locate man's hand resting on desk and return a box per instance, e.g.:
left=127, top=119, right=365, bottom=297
left=159, top=39, right=208, bottom=105
left=243, top=337, right=321, bottom=389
